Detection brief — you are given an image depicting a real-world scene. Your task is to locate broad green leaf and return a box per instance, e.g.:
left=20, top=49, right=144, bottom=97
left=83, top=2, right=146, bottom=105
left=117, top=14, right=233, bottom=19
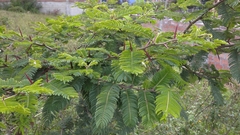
left=119, top=50, right=145, bottom=75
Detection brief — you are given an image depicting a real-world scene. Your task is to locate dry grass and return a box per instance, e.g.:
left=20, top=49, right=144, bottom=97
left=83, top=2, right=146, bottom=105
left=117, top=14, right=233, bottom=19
left=0, top=10, right=55, bottom=34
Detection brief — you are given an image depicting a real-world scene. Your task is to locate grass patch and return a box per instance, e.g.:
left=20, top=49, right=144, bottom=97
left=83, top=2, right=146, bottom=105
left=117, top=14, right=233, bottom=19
left=0, top=10, right=54, bottom=34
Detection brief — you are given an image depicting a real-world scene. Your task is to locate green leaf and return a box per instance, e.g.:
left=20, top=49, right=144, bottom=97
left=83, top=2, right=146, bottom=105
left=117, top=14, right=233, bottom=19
left=208, top=79, right=224, bottom=105
left=121, top=89, right=138, bottom=127
left=29, top=59, right=42, bottom=68
left=190, top=50, right=208, bottom=71
left=95, top=84, right=120, bottom=128
left=151, top=67, right=172, bottom=89
left=94, top=20, right=122, bottom=30
left=122, top=24, right=154, bottom=38
left=14, top=65, right=37, bottom=81
left=138, top=90, right=156, bottom=126
left=115, top=5, right=143, bottom=18
left=85, top=8, right=110, bottom=20
left=42, top=95, right=70, bottom=126
left=0, top=78, right=27, bottom=88
left=0, top=95, right=30, bottom=114
left=44, top=80, right=78, bottom=99
left=14, top=79, right=53, bottom=95
left=52, top=73, right=74, bottom=83
left=119, top=50, right=145, bottom=75
left=155, top=86, right=182, bottom=120
left=229, top=49, right=240, bottom=83
left=111, top=60, right=132, bottom=82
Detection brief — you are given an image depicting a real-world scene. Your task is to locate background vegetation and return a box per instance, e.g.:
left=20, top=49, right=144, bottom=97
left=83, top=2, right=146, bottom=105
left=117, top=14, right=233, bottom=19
left=0, top=0, right=240, bottom=135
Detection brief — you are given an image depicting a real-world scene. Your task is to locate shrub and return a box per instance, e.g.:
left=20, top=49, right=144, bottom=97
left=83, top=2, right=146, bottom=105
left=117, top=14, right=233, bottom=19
left=9, top=0, right=42, bottom=13
left=8, top=6, right=25, bottom=13
left=0, top=17, right=9, bottom=26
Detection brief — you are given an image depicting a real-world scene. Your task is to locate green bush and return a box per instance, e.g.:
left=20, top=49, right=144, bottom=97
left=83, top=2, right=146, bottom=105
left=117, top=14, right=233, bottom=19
left=0, top=17, right=9, bottom=26
left=9, top=0, right=42, bottom=13
left=8, top=6, right=25, bottom=13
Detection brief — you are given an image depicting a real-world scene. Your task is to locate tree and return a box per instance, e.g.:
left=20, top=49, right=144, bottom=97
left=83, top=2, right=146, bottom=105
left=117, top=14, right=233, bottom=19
left=0, top=0, right=239, bottom=134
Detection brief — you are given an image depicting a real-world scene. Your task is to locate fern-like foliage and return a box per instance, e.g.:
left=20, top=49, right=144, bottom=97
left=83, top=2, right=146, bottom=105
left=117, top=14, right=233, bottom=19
left=190, top=50, right=208, bottom=71
left=95, top=84, right=120, bottom=128
left=14, top=65, right=37, bottom=80
left=155, top=86, right=182, bottom=120
left=42, top=95, right=70, bottom=126
left=138, top=90, right=156, bottom=126
left=208, top=79, right=224, bottom=106
left=52, top=73, right=74, bottom=83
left=0, top=78, right=29, bottom=88
left=94, top=20, right=122, bottom=31
left=44, top=80, right=78, bottom=99
left=121, top=89, right=138, bottom=127
left=229, top=49, right=240, bottom=83
left=119, top=50, right=145, bottom=75
left=150, top=67, right=173, bottom=89
left=114, top=5, right=143, bottom=19
left=0, top=95, right=30, bottom=114
left=14, top=79, right=53, bottom=94
left=111, top=60, right=132, bottom=82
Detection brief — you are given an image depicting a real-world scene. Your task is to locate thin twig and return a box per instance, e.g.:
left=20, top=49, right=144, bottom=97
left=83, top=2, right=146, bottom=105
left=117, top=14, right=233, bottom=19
left=139, top=39, right=177, bottom=50
left=33, top=42, right=57, bottom=51
left=183, top=0, right=225, bottom=34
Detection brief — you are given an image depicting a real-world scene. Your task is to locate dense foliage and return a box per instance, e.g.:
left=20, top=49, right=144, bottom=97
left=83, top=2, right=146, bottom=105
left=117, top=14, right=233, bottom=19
left=0, top=0, right=240, bottom=134
left=8, top=0, right=42, bottom=13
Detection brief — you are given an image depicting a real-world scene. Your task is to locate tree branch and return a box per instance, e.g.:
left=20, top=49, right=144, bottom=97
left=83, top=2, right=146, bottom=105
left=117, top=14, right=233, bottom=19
left=183, top=0, right=225, bottom=34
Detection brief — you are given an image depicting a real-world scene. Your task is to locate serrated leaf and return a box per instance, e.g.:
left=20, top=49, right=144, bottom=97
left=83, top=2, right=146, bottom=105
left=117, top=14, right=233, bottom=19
left=119, top=50, right=145, bottom=75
